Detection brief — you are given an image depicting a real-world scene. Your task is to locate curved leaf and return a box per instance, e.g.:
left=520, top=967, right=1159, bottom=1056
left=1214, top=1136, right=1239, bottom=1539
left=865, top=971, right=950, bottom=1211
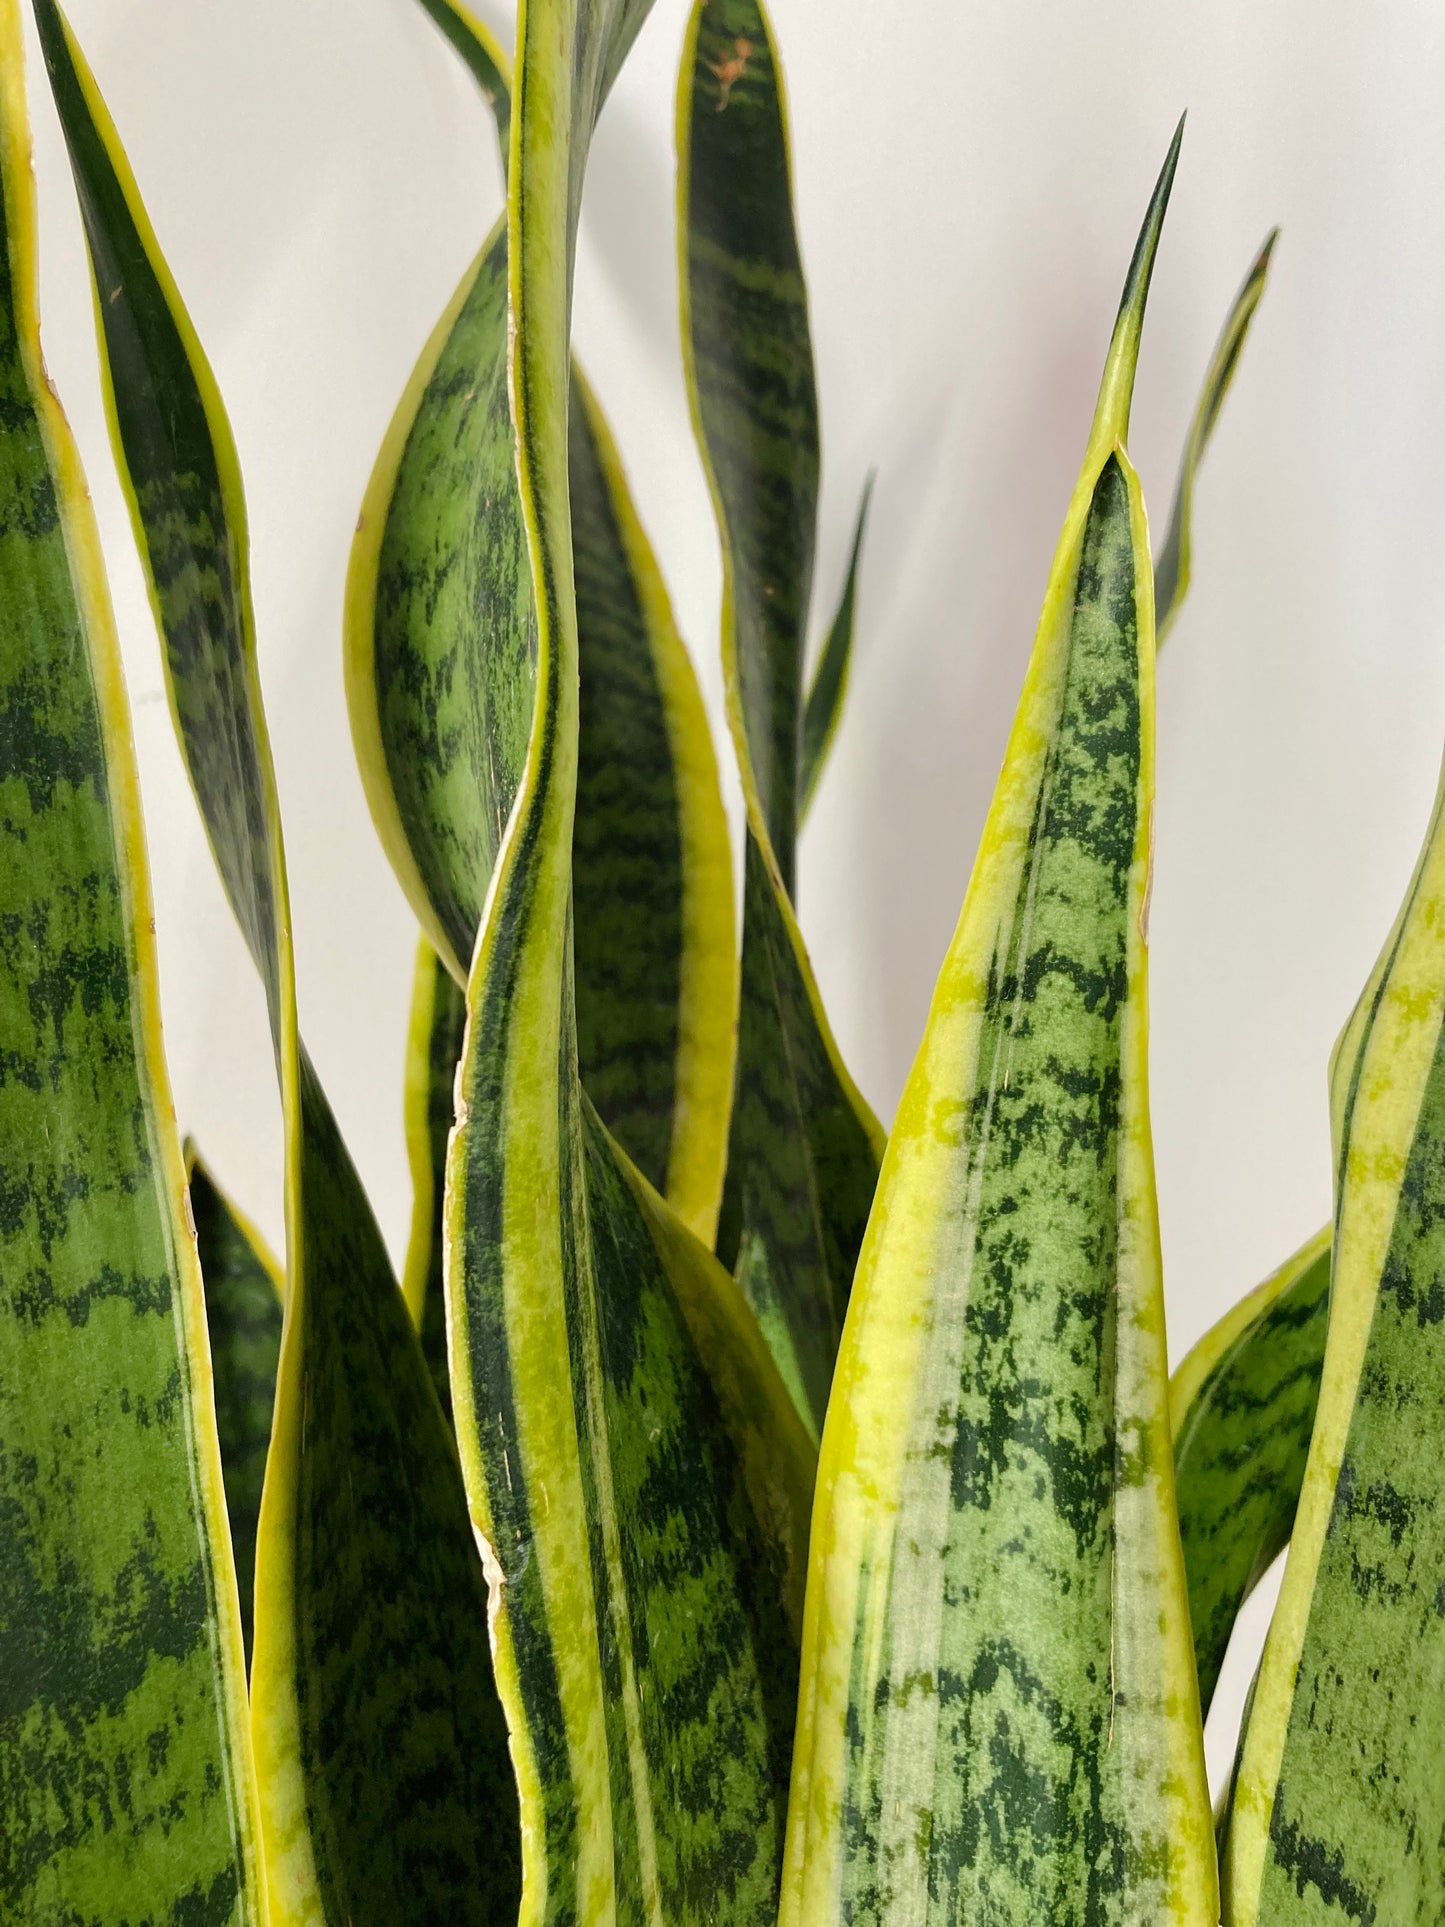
left=781, top=126, right=1218, bottom=1927
left=415, top=0, right=512, bottom=178
left=1170, top=1225, right=1329, bottom=1718
left=346, top=4, right=736, bottom=1238
left=799, top=475, right=872, bottom=820
left=32, top=9, right=519, bottom=1921
left=1223, top=767, right=1445, bottom=1915
left=0, top=13, right=264, bottom=1915
left=401, top=936, right=467, bottom=1420
left=679, top=0, right=884, bottom=1437
left=443, top=0, right=818, bottom=1918
left=186, top=1146, right=284, bottom=1676
left=1155, top=230, right=1275, bottom=644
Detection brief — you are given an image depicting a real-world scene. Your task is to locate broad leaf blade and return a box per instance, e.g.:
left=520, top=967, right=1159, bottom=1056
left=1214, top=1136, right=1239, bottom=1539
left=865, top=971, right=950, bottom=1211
left=0, top=15, right=263, bottom=1915
left=799, top=476, right=872, bottom=820
left=1170, top=1226, right=1329, bottom=1717
left=1223, top=773, right=1445, bottom=1918
left=187, top=1146, right=284, bottom=1676
left=781, top=128, right=1217, bottom=1927
left=346, top=8, right=737, bottom=1237
left=444, top=0, right=816, bottom=1918
left=679, top=0, right=883, bottom=1437
left=1155, top=230, right=1275, bottom=643
left=33, top=9, right=519, bottom=1921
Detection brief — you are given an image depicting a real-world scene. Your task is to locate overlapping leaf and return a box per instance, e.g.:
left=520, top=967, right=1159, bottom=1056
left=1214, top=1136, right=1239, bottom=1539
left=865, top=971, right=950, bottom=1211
left=0, top=13, right=264, bottom=1914
left=400, top=936, right=467, bottom=1419
left=434, top=0, right=819, bottom=1919
left=186, top=1146, right=284, bottom=1674
left=780, top=129, right=1217, bottom=1927
left=33, top=8, right=518, bottom=1921
left=1170, top=1226, right=1329, bottom=1717
left=1223, top=758, right=1445, bottom=1920
left=679, top=0, right=884, bottom=1437
left=346, top=0, right=736, bottom=1237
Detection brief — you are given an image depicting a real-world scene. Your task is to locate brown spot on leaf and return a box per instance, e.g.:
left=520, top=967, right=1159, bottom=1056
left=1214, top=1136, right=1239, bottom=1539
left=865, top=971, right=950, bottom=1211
left=709, top=36, right=753, bottom=110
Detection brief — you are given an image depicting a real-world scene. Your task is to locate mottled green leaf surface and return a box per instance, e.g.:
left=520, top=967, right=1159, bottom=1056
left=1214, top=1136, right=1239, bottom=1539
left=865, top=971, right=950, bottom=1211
left=440, top=0, right=818, bottom=1918
left=799, top=477, right=871, bottom=820
left=347, top=4, right=736, bottom=1239
left=186, top=1147, right=284, bottom=1676
left=780, top=131, right=1216, bottom=1927
left=1170, top=1226, right=1329, bottom=1717
left=0, top=15, right=263, bottom=1919
left=32, top=9, right=518, bottom=1921
left=1224, top=758, right=1445, bottom=1922
left=680, top=0, right=883, bottom=1437
left=1155, top=230, right=1275, bottom=644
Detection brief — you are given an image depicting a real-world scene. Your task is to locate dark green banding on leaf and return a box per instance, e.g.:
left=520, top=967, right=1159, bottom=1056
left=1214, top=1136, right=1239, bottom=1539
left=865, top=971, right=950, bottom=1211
left=1155, top=229, right=1275, bottom=643
left=1170, top=1226, right=1329, bottom=1717
left=0, top=17, right=263, bottom=1917
left=34, top=9, right=520, bottom=1919
left=800, top=475, right=872, bottom=820
left=186, top=1146, right=284, bottom=1675
left=680, top=0, right=883, bottom=1438
left=782, top=136, right=1214, bottom=1927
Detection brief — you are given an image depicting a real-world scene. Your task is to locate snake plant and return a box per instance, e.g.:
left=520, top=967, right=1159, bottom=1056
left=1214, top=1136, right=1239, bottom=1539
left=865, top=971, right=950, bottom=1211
left=3, top=0, right=1439, bottom=1922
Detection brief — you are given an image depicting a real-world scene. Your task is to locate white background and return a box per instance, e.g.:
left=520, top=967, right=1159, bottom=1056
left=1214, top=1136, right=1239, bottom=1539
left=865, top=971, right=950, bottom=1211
left=20, top=0, right=1445, bottom=1792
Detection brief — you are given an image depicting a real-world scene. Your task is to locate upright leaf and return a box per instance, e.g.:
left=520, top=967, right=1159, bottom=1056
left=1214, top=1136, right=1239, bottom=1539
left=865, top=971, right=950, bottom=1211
left=33, top=9, right=518, bottom=1921
left=1170, top=1226, right=1329, bottom=1717
left=780, top=128, right=1217, bottom=1927
left=679, top=0, right=884, bottom=1437
left=346, top=4, right=736, bottom=1238
left=444, top=0, right=818, bottom=1919
left=400, top=936, right=467, bottom=1420
left=799, top=476, right=872, bottom=820
left=187, top=1147, right=284, bottom=1675
left=1223, top=761, right=1445, bottom=1919
left=0, top=11, right=264, bottom=1915
left=1155, top=231, right=1275, bottom=643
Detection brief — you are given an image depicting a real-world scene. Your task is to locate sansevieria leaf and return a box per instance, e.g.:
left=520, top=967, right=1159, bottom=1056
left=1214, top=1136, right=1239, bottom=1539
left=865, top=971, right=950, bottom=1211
left=400, top=936, right=467, bottom=1419
left=346, top=0, right=736, bottom=1238
left=186, top=1146, right=284, bottom=1674
left=679, top=0, right=885, bottom=1437
left=1156, top=230, right=1276, bottom=644
left=1170, top=1225, right=1329, bottom=1717
left=1222, top=738, right=1445, bottom=1915
left=442, top=0, right=818, bottom=1918
left=32, top=8, right=519, bottom=1922
left=0, top=15, right=265, bottom=1917
left=781, top=125, right=1218, bottom=1927
left=799, top=477, right=872, bottom=822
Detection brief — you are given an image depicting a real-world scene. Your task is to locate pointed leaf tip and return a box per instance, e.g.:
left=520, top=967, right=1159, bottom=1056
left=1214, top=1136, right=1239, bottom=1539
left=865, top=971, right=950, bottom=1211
left=1093, top=115, right=1185, bottom=449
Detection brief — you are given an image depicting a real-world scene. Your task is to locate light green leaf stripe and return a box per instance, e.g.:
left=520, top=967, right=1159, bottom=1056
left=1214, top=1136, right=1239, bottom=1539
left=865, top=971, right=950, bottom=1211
left=1155, top=230, right=1275, bottom=644
left=1169, top=1225, right=1330, bottom=1717
left=799, top=476, right=872, bottom=821
left=346, top=3, right=737, bottom=1239
left=32, top=8, right=518, bottom=1922
left=1222, top=757, right=1445, bottom=1915
left=186, top=1146, right=285, bottom=1678
left=780, top=125, right=1217, bottom=1927
left=0, top=15, right=264, bottom=1917
left=679, top=0, right=884, bottom=1439
left=400, top=936, right=467, bottom=1420
left=444, top=0, right=816, bottom=1919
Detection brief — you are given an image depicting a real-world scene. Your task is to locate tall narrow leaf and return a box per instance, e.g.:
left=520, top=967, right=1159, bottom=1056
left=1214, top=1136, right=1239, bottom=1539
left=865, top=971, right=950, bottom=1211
left=33, top=8, right=518, bottom=1920
left=1223, top=753, right=1445, bottom=1920
left=800, top=477, right=872, bottom=820
left=679, top=0, right=884, bottom=1436
left=400, top=936, right=467, bottom=1419
left=441, top=0, right=819, bottom=1919
left=780, top=127, right=1217, bottom=1927
left=0, top=11, right=264, bottom=1915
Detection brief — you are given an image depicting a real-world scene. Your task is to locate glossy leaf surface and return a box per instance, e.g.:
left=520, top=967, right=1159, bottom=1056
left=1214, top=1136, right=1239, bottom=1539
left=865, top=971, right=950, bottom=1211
left=680, top=0, right=883, bottom=1436
left=443, top=0, right=818, bottom=1918
left=33, top=9, right=518, bottom=1921
left=780, top=130, right=1216, bottom=1927
left=0, top=14, right=263, bottom=1915
left=1224, top=756, right=1445, bottom=1921
left=1170, top=1226, right=1329, bottom=1717
left=347, top=6, right=735, bottom=1237
left=187, top=1147, right=284, bottom=1675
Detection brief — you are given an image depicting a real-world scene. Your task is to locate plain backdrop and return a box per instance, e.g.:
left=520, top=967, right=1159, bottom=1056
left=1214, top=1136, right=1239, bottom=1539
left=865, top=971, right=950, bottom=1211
left=19, top=0, right=1445, bottom=1794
